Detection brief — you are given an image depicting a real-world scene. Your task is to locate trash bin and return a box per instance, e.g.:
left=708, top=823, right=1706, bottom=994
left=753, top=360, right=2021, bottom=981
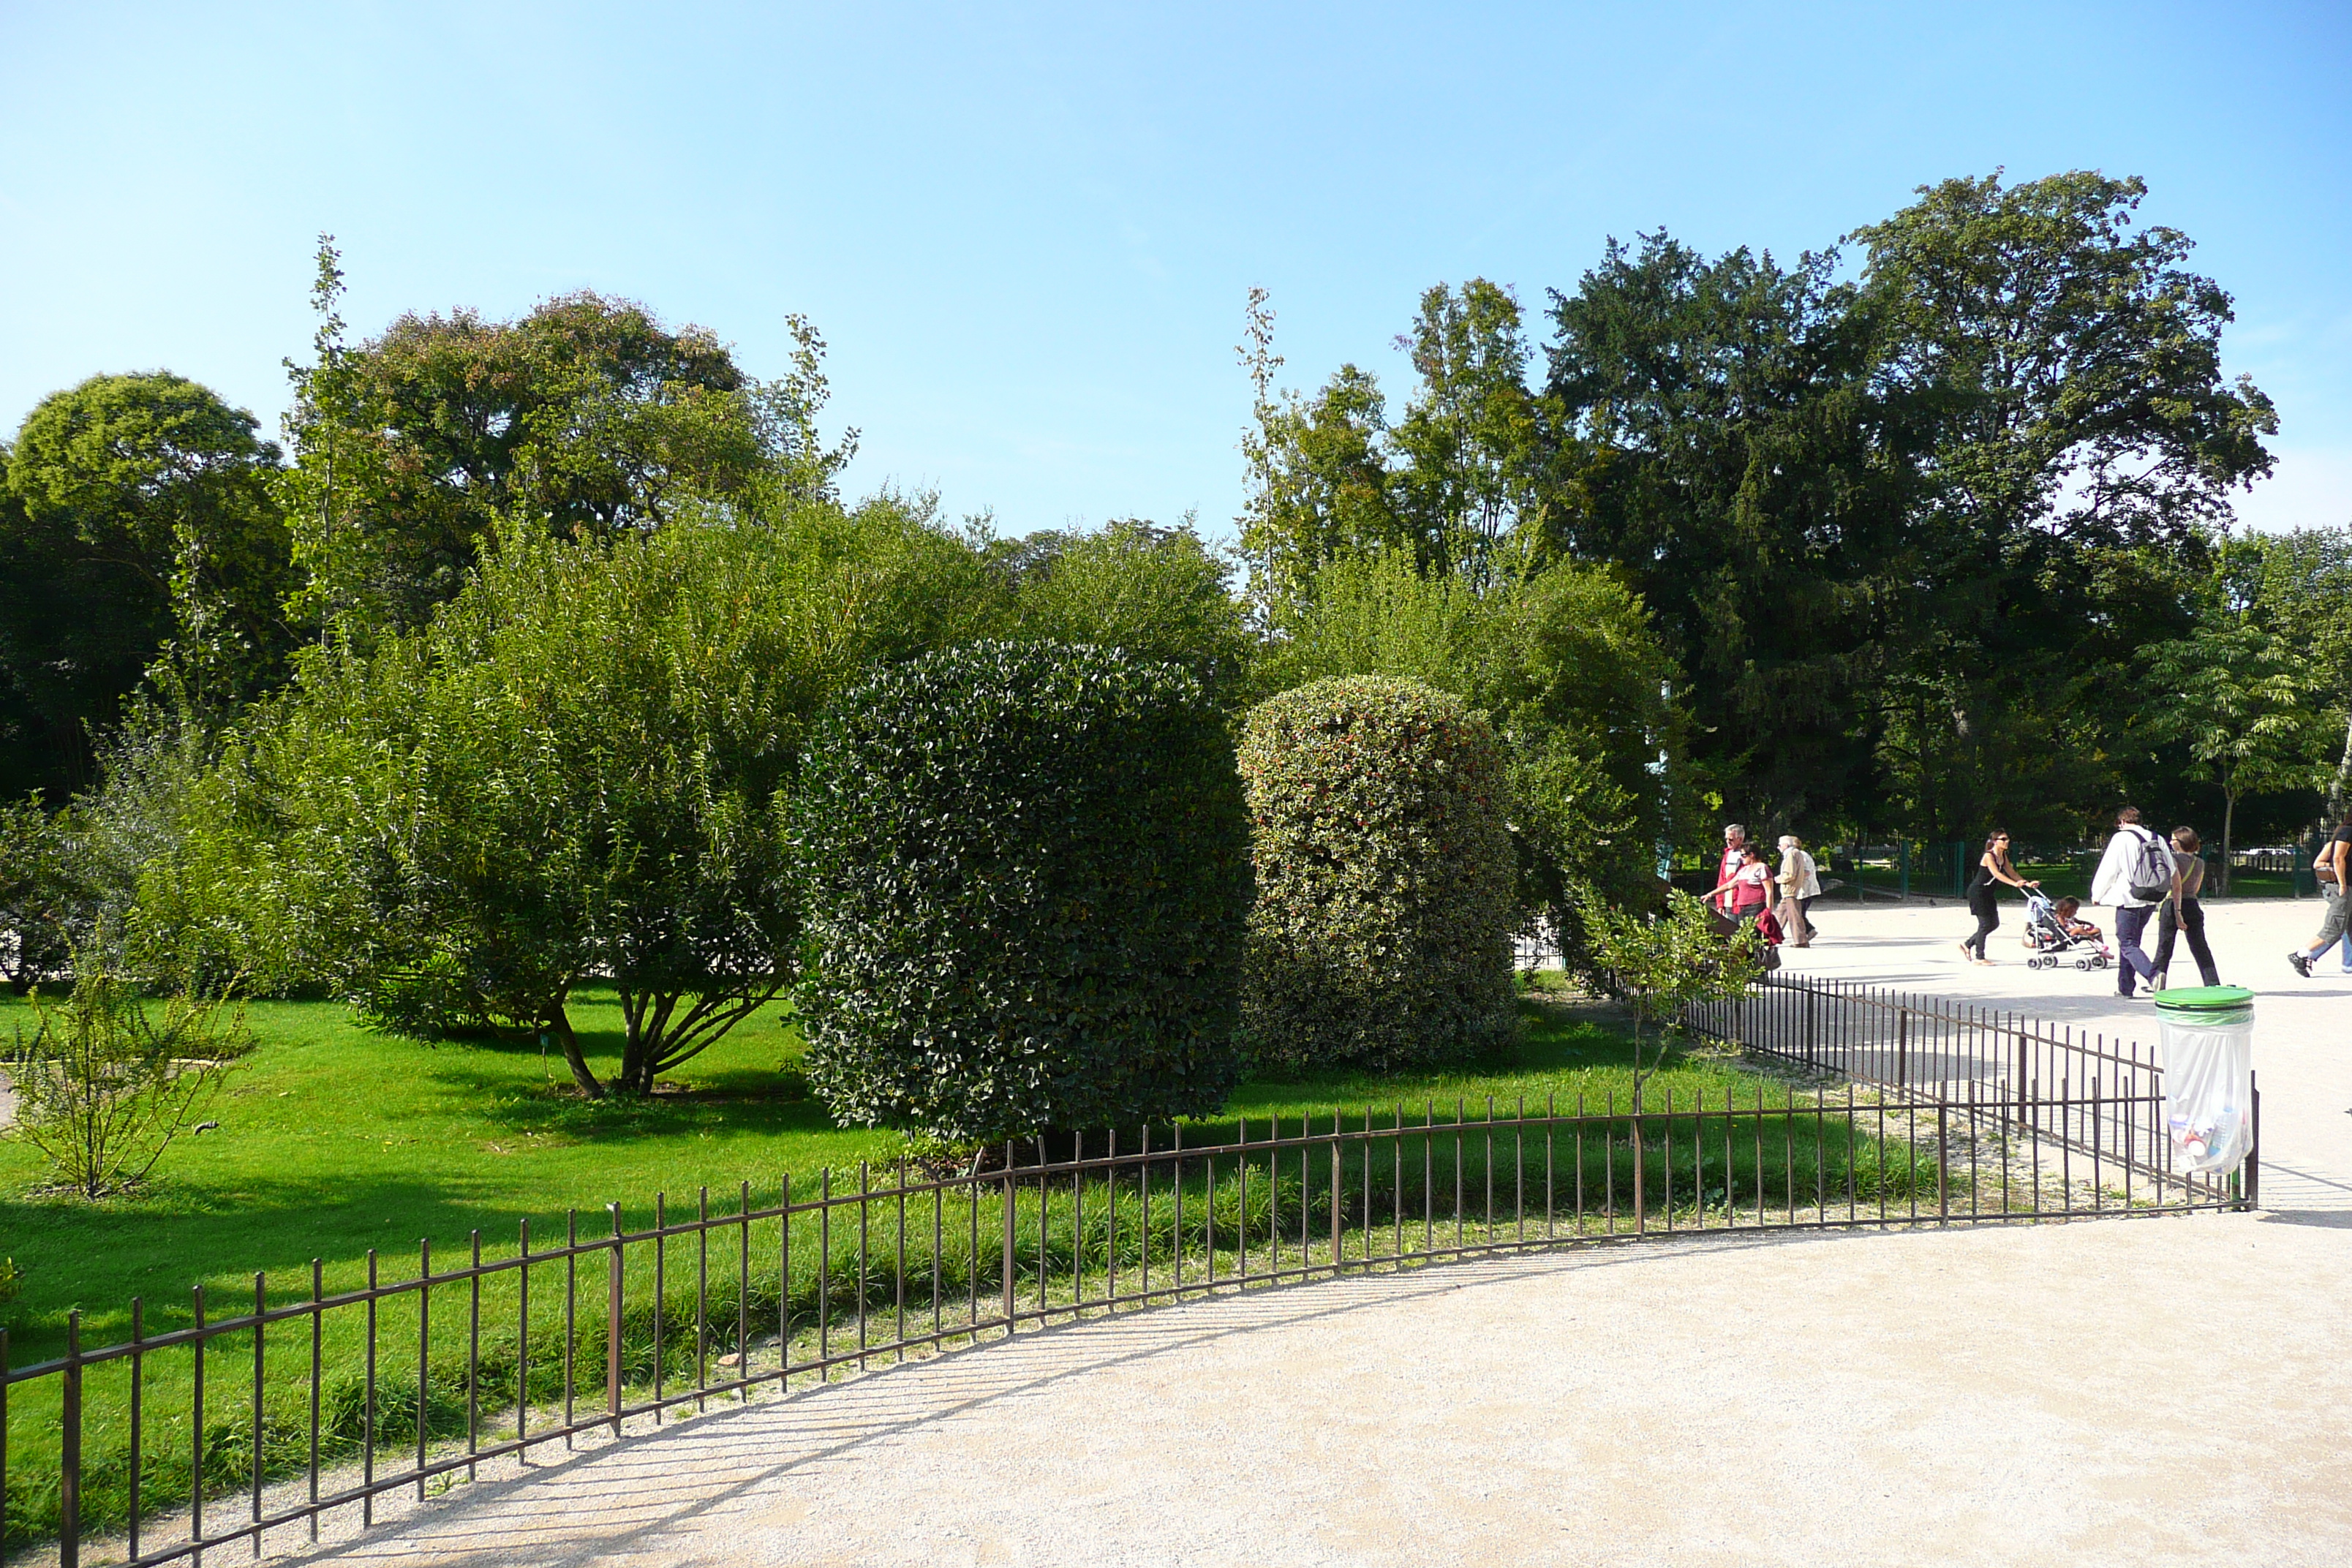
left=2154, top=985, right=2255, bottom=1175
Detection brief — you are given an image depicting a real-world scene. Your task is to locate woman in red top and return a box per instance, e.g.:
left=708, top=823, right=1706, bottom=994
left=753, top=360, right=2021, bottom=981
left=1708, top=843, right=1775, bottom=927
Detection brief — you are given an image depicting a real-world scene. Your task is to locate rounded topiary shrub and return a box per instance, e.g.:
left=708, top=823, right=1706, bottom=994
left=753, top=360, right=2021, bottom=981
left=1240, top=675, right=1517, bottom=1069
left=792, top=641, right=1249, bottom=1145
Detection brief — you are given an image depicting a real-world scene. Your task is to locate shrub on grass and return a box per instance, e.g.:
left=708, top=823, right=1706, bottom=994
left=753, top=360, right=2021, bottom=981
left=1239, top=675, right=1516, bottom=1069
left=792, top=640, right=1249, bottom=1144
left=4, top=957, right=252, bottom=1197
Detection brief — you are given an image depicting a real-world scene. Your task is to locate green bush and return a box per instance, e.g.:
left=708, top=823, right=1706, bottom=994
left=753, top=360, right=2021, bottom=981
left=792, top=641, right=1249, bottom=1144
left=1239, top=674, right=1517, bottom=1069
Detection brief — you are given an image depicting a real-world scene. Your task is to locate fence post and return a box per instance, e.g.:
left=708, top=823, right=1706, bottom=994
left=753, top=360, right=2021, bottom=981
left=606, top=1203, right=624, bottom=1435
left=1937, top=1104, right=1949, bottom=1224
left=0, top=1326, right=9, bottom=1557
left=61, top=1310, right=80, bottom=1568
left=1896, top=1010, right=1909, bottom=1088
left=1329, top=1113, right=1343, bottom=1273
left=1002, top=1151, right=1017, bottom=1334
left=2247, top=1076, right=2261, bottom=1210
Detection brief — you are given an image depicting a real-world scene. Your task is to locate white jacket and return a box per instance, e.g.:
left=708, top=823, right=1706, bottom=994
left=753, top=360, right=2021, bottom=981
left=1779, top=849, right=1820, bottom=899
left=2090, top=826, right=2169, bottom=909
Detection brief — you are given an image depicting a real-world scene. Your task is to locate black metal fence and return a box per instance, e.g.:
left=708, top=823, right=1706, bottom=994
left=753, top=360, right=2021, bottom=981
left=1, top=978, right=2251, bottom=1567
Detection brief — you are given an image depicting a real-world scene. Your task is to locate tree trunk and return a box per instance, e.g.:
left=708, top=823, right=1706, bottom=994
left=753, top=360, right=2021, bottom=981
left=547, top=1005, right=603, bottom=1098
left=2221, top=791, right=2236, bottom=897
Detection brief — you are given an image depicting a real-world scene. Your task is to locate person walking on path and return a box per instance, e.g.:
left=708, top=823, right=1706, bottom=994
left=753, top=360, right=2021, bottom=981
left=1959, top=832, right=2036, bottom=965
left=1709, top=843, right=1776, bottom=930
left=2091, top=806, right=2174, bottom=998
left=2152, top=826, right=2221, bottom=990
left=1712, top=824, right=1750, bottom=917
left=2286, top=816, right=2351, bottom=978
left=1776, top=834, right=1821, bottom=946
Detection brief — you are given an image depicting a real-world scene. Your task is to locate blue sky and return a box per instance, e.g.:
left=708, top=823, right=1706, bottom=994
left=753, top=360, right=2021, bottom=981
left=4, top=1, right=2347, bottom=540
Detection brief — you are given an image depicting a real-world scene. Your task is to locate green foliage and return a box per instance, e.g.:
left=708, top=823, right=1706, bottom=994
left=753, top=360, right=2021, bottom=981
left=0, top=372, right=290, bottom=795
left=0, top=1256, right=19, bottom=1308
left=143, top=500, right=987, bottom=1094
left=1576, top=886, right=1760, bottom=1108
left=0, top=796, right=95, bottom=988
left=1002, top=518, right=1256, bottom=709
left=793, top=641, right=1249, bottom=1144
left=1267, top=548, right=1678, bottom=976
left=2144, top=564, right=2342, bottom=886
left=1239, top=675, right=1517, bottom=1071
left=1237, top=281, right=1550, bottom=617
left=5, top=962, right=252, bottom=1197
left=281, top=238, right=858, bottom=642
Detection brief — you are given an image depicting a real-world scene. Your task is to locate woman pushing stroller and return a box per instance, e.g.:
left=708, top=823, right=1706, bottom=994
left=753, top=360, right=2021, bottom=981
left=1959, top=832, right=2038, bottom=965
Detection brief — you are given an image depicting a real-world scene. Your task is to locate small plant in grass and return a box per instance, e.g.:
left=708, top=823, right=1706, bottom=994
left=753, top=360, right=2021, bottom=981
left=1575, top=886, right=1758, bottom=1112
left=4, top=959, right=252, bottom=1197
left=0, top=1255, right=20, bottom=1308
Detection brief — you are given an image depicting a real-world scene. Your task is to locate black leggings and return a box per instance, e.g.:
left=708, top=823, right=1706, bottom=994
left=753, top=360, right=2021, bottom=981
left=1965, top=900, right=1999, bottom=957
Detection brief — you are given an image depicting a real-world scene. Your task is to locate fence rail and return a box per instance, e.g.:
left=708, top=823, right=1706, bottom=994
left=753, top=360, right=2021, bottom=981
left=1, top=979, right=2251, bottom=1567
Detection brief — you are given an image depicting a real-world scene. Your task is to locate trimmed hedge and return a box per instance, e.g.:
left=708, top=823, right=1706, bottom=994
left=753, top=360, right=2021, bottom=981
left=791, top=641, right=1249, bottom=1144
left=1239, top=675, right=1517, bottom=1069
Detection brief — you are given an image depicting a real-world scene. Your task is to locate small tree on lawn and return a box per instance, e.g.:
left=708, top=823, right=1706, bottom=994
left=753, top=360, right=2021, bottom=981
left=1576, top=886, right=1760, bottom=1114
left=6, top=956, right=252, bottom=1197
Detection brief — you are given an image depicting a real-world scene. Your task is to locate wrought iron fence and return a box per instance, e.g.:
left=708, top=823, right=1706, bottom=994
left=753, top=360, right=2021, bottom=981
left=1685, top=973, right=2255, bottom=1208
left=1, top=981, right=2253, bottom=1567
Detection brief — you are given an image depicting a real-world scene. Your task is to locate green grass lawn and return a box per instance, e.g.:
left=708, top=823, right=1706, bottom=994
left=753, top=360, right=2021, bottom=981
left=0, top=981, right=1784, bottom=1365
left=2, top=982, right=1913, bottom=1549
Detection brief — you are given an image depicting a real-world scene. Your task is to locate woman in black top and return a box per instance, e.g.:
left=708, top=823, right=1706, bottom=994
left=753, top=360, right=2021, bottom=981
left=1959, top=832, right=2037, bottom=965
left=2152, top=826, right=2220, bottom=989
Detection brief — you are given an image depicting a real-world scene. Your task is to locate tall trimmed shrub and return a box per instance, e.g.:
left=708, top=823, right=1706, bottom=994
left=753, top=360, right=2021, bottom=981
left=1240, top=675, right=1516, bottom=1068
left=792, top=641, right=1249, bottom=1144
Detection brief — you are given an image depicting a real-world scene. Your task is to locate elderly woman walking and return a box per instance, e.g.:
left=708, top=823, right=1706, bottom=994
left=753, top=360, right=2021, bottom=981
left=1776, top=835, right=1820, bottom=947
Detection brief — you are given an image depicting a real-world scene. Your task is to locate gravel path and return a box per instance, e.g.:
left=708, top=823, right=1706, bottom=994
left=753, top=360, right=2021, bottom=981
left=273, top=901, right=2351, bottom=1565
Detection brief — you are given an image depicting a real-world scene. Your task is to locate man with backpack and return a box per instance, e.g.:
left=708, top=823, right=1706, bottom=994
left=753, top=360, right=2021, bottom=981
left=2089, top=806, right=2176, bottom=1000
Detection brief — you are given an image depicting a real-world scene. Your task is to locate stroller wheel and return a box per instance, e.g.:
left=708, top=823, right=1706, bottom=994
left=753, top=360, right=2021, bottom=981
left=2075, top=958, right=2090, bottom=970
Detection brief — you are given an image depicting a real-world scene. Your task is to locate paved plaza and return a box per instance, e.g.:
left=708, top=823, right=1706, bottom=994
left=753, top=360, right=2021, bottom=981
left=298, top=900, right=2352, bottom=1567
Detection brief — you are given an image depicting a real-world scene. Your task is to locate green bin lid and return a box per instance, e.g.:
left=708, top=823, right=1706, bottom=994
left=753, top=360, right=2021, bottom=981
left=2153, top=985, right=2255, bottom=1012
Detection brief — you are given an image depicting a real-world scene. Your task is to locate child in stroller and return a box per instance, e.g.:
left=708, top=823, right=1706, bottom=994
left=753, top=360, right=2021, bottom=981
left=2022, top=891, right=2113, bottom=970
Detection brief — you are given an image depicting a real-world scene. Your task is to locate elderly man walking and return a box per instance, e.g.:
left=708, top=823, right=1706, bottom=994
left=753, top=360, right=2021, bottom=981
left=1713, top=824, right=1750, bottom=918
left=2090, top=806, right=2176, bottom=999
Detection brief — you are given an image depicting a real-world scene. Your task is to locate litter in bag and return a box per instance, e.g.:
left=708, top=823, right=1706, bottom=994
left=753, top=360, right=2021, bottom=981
left=2158, top=1000, right=2253, bottom=1175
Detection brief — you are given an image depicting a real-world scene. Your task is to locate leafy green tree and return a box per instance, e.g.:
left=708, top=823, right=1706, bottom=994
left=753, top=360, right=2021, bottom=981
left=1001, top=517, right=1256, bottom=708
left=2146, top=561, right=2344, bottom=888
left=0, top=373, right=290, bottom=796
left=2234, top=527, right=2352, bottom=819
left=1387, top=280, right=1554, bottom=581
left=1544, top=233, right=1922, bottom=834
left=1537, top=172, right=2277, bottom=843
left=144, top=498, right=992, bottom=1095
left=1577, top=886, right=1759, bottom=1112
left=2143, top=625, right=2334, bottom=890
left=1266, top=546, right=1678, bottom=973
left=281, top=237, right=857, bottom=641
left=0, top=795, right=95, bottom=988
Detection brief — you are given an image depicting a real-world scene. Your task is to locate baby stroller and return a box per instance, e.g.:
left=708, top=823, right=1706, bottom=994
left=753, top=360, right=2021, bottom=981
left=2021, top=890, right=2111, bottom=971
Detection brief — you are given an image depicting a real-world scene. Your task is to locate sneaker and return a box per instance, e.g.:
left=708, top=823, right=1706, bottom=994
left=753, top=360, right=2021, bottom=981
left=2288, top=951, right=2313, bottom=979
